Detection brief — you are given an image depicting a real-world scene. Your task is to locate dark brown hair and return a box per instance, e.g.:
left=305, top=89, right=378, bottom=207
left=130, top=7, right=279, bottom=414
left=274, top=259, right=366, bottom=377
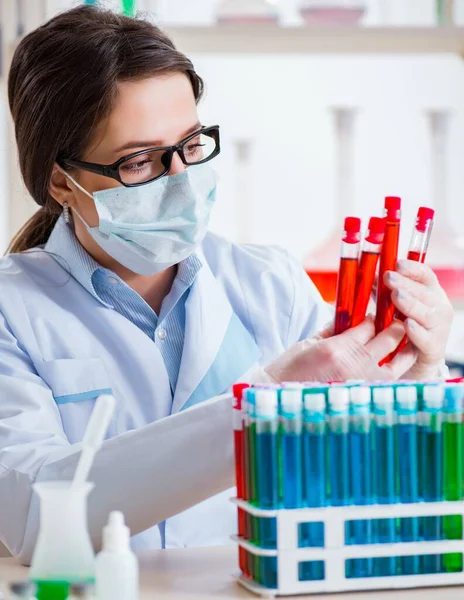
left=7, top=5, right=203, bottom=253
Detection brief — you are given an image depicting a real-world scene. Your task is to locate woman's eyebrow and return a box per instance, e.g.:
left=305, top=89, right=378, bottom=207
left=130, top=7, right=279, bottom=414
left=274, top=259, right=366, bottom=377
left=114, top=122, right=202, bottom=154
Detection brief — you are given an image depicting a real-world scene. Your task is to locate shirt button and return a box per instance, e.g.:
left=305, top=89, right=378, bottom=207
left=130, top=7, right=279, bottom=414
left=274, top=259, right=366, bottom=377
left=108, top=276, right=118, bottom=285
left=157, top=328, right=167, bottom=340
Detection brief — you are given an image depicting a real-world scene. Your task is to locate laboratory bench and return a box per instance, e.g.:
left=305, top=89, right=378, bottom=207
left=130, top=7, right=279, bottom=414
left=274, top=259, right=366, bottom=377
left=1, top=545, right=464, bottom=599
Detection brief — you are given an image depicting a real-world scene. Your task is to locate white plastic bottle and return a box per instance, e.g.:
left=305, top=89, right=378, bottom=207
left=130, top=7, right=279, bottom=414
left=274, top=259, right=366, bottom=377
left=96, top=512, right=139, bottom=600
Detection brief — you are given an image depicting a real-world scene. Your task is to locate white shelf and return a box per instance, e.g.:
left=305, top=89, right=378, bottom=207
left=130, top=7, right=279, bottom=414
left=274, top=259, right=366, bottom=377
left=166, top=25, right=464, bottom=56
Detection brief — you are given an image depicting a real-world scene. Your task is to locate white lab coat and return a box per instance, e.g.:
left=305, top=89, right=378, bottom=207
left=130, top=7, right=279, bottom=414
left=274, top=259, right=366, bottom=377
left=0, top=223, right=332, bottom=563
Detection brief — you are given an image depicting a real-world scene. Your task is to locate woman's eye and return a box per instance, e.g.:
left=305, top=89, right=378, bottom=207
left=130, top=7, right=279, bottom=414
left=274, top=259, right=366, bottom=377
left=121, top=159, right=151, bottom=172
left=185, top=143, right=205, bottom=155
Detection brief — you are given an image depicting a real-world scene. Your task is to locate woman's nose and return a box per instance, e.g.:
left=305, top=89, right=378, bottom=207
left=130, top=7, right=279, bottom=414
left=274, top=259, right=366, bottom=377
left=168, top=152, right=187, bottom=176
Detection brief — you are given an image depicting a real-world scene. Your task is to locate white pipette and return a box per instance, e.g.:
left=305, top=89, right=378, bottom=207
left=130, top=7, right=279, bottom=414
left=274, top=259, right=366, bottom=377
left=72, top=394, right=116, bottom=488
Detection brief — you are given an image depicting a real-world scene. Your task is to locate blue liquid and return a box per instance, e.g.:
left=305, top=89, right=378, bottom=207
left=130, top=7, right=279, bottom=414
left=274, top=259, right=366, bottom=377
left=420, top=428, right=443, bottom=574
left=301, top=428, right=325, bottom=580
left=374, top=426, right=396, bottom=576
left=259, top=517, right=277, bottom=589
left=329, top=432, right=350, bottom=506
left=282, top=433, right=303, bottom=508
left=261, top=557, right=278, bottom=588
left=349, top=430, right=373, bottom=578
left=256, top=432, right=279, bottom=509
left=398, top=423, right=419, bottom=575
left=259, top=517, right=277, bottom=549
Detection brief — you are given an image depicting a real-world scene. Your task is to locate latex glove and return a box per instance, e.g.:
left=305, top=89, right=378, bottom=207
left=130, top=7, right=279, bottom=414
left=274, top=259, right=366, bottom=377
left=265, top=316, right=417, bottom=383
left=384, top=259, right=454, bottom=380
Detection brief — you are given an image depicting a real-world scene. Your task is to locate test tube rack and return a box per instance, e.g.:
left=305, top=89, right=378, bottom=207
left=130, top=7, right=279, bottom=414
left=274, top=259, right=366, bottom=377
left=232, top=498, right=464, bottom=596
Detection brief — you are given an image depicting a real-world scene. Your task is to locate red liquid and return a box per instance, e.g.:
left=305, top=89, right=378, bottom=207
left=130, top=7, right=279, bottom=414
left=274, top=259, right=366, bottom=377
left=234, top=427, right=249, bottom=576
left=351, top=251, right=379, bottom=327
left=382, top=249, right=427, bottom=364
left=375, top=221, right=400, bottom=334
left=335, top=257, right=359, bottom=334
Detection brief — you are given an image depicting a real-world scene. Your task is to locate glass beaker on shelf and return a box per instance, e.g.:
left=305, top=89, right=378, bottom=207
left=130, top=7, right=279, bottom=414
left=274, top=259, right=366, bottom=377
left=216, top=0, right=280, bottom=24
left=299, top=0, right=366, bottom=25
left=29, top=482, right=95, bottom=600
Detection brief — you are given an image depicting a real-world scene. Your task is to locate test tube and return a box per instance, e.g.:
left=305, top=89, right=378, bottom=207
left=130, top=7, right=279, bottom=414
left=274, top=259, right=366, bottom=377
left=301, top=392, right=326, bottom=581
left=420, top=385, right=444, bottom=574
left=348, top=386, right=373, bottom=578
left=244, top=389, right=259, bottom=581
left=396, top=386, right=420, bottom=575
left=255, top=389, right=279, bottom=589
left=351, top=217, right=386, bottom=327
left=280, top=389, right=303, bottom=509
left=386, top=207, right=435, bottom=362
left=375, top=196, right=401, bottom=334
left=334, top=217, right=362, bottom=334
left=443, top=383, right=464, bottom=573
left=328, top=387, right=351, bottom=506
left=232, top=384, right=250, bottom=577
left=373, top=386, right=396, bottom=577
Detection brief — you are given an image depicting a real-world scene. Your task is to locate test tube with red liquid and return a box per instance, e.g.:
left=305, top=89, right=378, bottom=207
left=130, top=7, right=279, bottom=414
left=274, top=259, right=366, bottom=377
left=334, top=217, right=362, bottom=335
left=375, top=196, right=402, bottom=334
left=351, top=217, right=386, bottom=328
left=384, top=207, right=434, bottom=362
left=232, top=383, right=250, bottom=577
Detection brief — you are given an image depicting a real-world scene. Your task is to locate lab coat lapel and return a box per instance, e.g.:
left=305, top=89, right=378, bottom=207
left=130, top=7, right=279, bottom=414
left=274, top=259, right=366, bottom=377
left=172, top=256, right=261, bottom=413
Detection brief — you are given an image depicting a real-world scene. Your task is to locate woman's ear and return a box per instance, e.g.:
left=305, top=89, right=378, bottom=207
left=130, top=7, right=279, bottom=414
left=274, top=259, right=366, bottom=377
left=49, top=164, right=76, bottom=208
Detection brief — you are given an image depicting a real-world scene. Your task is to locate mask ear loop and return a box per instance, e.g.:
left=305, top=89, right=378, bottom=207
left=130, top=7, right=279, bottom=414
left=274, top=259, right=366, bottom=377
left=55, top=165, right=94, bottom=228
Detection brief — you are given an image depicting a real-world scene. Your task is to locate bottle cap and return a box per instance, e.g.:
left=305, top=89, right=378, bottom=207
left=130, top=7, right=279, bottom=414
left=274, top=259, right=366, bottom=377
left=280, top=389, right=302, bottom=414
left=350, top=386, right=371, bottom=406
left=385, top=196, right=401, bottom=210
left=444, top=383, right=464, bottom=413
left=396, top=385, right=417, bottom=408
left=255, top=389, right=278, bottom=418
left=423, top=385, right=444, bottom=408
left=328, top=387, right=349, bottom=411
left=343, top=216, right=361, bottom=244
left=303, top=393, right=326, bottom=412
left=102, top=511, right=131, bottom=553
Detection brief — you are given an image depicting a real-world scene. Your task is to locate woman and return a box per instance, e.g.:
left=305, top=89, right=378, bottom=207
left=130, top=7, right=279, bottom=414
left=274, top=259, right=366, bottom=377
left=0, top=6, right=452, bottom=562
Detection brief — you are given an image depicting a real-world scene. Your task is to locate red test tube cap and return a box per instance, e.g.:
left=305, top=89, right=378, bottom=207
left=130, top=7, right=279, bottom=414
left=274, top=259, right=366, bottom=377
left=343, top=216, right=361, bottom=244
left=416, top=206, right=435, bottom=233
left=232, top=383, right=249, bottom=409
left=385, top=196, right=401, bottom=210
left=366, top=216, right=385, bottom=244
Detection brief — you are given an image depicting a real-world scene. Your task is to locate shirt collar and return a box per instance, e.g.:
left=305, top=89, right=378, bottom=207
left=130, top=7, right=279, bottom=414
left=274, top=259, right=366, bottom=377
left=45, top=214, right=204, bottom=306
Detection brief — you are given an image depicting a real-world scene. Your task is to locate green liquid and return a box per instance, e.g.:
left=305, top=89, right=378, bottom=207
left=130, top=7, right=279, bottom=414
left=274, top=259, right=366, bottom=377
left=33, top=578, right=94, bottom=600
left=443, top=420, right=463, bottom=572
left=122, top=0, right=136, bottom=17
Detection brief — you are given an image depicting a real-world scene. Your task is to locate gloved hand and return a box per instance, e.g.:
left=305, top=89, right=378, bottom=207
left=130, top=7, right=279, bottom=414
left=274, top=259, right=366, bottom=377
left=264, top=316, right=417, bottom=383
left=385, top=259, right=453, bottom=380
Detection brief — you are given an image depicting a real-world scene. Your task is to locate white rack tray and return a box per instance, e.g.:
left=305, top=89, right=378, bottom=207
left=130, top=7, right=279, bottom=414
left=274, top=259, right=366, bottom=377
left=232, top=498, right=464, bottom=596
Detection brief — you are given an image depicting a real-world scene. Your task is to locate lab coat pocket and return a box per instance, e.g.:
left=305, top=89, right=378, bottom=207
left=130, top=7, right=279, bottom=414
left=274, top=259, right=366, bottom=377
left=39, top=357, right=114, bottom=444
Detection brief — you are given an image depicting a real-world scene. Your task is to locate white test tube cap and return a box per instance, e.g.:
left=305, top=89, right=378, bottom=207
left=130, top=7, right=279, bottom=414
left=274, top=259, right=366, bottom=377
left=304, top=393, right=326, bottom=412
left=373, top=386, right=394, bottom=406
left=255, top=389, right=278, bottom=417
left=280, top=389, right=302, bottom=414
left=328, top=386, right=349, bottom=410
left=423, top=384, right=445, bottom=408
left=396, top=385, right=417, bottom=407
left=349, top=386, right=371, bottom=406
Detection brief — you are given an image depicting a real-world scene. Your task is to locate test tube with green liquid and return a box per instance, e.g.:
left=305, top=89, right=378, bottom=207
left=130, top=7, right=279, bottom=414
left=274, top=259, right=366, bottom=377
left=443, top=383, right=464, bottom=573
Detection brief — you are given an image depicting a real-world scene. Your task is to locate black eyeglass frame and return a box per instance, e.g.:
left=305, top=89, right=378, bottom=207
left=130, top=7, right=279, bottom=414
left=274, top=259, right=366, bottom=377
left=58, top=125, right=220, bottom=188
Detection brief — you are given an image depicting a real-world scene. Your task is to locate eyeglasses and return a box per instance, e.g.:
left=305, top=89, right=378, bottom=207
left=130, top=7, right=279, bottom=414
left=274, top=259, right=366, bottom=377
left=59, top=125, right=220, bottom=187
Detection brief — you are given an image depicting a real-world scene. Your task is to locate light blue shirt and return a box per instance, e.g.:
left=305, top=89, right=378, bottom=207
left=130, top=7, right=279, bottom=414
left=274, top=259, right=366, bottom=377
left=45, top=220, right=202, bottom=394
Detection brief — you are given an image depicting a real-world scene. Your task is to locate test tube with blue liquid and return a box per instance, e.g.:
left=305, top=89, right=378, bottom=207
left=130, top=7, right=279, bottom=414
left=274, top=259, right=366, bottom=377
left=348, top=386, right=373, bottom=578
left=420, top=385, right=444, bottom=574
left=328, top=387, right=351, bottom=507
left=396, top=386, right=419, bottom=575
left=244, top=389, right=259, bottom=581
left=280, top=389, right=303, bottom=508
left=300, top=392, right=326, bottom=581
left=373, top=386, right=396, bottom=577
left=255, top=389, right=279, bottom=589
